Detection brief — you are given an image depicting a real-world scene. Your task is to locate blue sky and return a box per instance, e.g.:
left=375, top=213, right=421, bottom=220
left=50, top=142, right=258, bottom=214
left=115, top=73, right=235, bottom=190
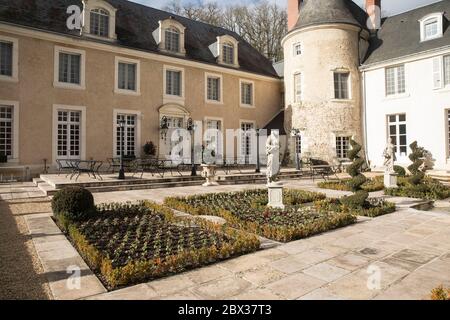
left=131, top=0, right=443, bottom=16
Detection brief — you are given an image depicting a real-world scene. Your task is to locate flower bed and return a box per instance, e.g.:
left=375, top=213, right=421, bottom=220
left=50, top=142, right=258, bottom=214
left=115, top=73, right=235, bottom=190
left=164, top=189, right=356, bottom=242
left=318, top=176, right=384, bottom=192
left=314, top=198, right=396, bottom=218
left=56, top=202, right=259, bottom=290
left=385, top=177, right=450, bottom=200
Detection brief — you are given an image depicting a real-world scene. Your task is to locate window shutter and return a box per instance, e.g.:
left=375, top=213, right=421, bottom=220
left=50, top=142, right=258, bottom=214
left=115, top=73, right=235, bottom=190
left=433, top=56, right=443, bottom=89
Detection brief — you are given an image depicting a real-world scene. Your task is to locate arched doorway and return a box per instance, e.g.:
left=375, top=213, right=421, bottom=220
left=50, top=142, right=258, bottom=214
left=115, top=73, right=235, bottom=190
left=158, top=104, right=190, bottom=160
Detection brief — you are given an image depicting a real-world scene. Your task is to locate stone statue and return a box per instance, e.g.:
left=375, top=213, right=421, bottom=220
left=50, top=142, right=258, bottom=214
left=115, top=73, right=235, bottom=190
left=383, top=138, right=396, bottom=173
left=266, top=130, right=280, bottom=184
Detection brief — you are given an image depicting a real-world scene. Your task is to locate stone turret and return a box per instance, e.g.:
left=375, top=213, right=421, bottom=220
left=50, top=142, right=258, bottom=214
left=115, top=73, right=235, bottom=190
left=283, top=0, right=371, bottom=164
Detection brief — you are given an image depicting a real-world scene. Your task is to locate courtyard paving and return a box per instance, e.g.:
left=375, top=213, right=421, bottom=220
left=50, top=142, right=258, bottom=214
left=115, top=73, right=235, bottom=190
left=1, top=180, right=449, bottom=300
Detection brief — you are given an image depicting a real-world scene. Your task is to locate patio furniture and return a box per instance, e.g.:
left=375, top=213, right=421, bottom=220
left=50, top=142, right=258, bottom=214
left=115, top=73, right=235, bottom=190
left=69, top=160, right=103, bottom=181
left=309, top=159, right=340, bottom=181
left=133, top=158, right=165, bottom=179
left=56, top=159, right=75, bottom=176
left=107, top=156, right=136, bottom=173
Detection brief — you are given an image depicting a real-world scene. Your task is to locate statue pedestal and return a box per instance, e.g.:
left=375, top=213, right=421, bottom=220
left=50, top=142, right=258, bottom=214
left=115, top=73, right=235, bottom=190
left=267, top=182, right=285, bottom=210
left=201, top=164, right=219, bottom=187
left=384, top=172, right=398, bottom=188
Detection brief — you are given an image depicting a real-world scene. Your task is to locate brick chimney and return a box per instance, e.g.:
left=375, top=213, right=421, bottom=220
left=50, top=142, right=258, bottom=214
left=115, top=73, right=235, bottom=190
left=288, top=0, right=301, bottom=31
left=366, top=0, right=381, bottom=30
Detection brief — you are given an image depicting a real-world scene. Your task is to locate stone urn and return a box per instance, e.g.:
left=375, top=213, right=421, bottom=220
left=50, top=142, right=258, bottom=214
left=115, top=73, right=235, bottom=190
left=201, top=164, right=219, bottom=187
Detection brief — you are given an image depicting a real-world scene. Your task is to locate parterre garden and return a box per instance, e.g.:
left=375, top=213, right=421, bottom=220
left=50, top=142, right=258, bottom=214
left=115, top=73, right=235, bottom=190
left=51, top=142, right=399, bottom=290
left=52, top=188, right=259, bottom=290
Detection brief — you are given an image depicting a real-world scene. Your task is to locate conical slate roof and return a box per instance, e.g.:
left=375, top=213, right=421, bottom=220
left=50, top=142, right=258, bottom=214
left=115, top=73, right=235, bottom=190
left=292, top=0, right=368, bottom=31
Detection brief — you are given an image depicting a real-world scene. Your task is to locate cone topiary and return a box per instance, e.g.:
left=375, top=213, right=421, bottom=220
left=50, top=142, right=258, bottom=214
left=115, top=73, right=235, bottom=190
left=407, top=141, right=426, bottom=185
left=341, top=140, right=368, bottom=208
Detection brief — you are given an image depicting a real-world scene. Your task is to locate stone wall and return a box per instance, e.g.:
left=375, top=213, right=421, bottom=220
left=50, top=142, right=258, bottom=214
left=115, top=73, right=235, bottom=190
left=282, top=24, right=369, bottom=164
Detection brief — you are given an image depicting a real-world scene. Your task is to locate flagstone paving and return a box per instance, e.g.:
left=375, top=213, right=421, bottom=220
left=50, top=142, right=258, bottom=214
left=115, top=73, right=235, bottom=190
left=1, top=181, right=449, bottom=300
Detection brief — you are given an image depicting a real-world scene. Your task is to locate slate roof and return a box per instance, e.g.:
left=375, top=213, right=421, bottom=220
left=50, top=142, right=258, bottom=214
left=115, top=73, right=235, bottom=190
left=263, top=110, right=286, bottom=135
left=292, top=0, right=368, bottom=31
left=0, top=0, right=279, bottom=78
left=363, top=0, right=450, bottom=66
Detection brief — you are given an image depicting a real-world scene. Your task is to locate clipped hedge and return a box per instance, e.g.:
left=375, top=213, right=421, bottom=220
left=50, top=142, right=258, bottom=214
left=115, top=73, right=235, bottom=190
left=318, top=176, right=384, bottom=192
left=314, top=198, right=396, bottom=218
left=385, top=177, right=450, bottom=200
left=51, top=187, right=96, bottom=222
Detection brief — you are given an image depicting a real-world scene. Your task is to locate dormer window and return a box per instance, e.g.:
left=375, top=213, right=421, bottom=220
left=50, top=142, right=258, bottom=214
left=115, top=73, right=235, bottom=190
left=83, top=0, right=117, bottom=41
left=165, top=27, right=180, bottom=53
left=209, top=35, right=239, bottom=68
left=419, top=13, right=444, bottom=42
left=90, top=8, right=109, bottom=37
left=222, top=43, right=234, bottom=65
left=153, top=18, right=186, bottom=56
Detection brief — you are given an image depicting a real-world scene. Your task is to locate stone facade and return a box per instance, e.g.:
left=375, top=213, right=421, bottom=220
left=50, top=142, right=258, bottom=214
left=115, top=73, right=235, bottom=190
left=283, top=24, right=369, bottom=164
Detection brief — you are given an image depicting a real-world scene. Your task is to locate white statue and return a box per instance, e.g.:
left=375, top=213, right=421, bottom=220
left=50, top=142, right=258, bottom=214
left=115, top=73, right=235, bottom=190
left=266, top=130, right=280, bottom=185
left=383, top=138, right=396, bottom=173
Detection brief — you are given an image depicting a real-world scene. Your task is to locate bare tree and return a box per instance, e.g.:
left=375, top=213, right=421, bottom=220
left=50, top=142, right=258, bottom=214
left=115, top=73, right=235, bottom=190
left=163, top=0, right=287, bottom=61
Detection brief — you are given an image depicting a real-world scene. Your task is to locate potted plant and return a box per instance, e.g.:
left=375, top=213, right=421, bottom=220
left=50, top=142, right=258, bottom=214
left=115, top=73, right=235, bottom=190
left=143, top=141, right=157, bottom=158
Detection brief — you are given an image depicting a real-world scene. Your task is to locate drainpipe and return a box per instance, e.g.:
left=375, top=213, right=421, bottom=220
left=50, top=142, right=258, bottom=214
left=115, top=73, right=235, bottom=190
left=362, top=70, right=370, bottom=169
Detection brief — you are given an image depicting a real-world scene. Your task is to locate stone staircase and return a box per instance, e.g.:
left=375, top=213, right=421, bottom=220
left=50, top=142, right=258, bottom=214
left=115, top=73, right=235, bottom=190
left=427, top=170, right=450, bottom=185
left=34, top=170, right=306, bottom=196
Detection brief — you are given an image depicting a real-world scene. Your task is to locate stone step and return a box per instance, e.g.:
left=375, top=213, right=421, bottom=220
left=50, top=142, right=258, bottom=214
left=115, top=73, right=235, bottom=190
left=32, top=177, right=45, bottom=186
left=40, top=174, right=205, bottom=189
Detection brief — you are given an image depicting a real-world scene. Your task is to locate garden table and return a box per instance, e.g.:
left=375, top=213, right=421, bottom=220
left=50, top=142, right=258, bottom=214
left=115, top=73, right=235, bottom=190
left=69, top=160, right=103, bottom=181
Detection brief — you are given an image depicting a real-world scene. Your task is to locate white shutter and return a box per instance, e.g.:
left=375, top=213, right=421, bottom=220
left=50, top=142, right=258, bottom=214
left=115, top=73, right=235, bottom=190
left=433, top=56, right=443, bottom=89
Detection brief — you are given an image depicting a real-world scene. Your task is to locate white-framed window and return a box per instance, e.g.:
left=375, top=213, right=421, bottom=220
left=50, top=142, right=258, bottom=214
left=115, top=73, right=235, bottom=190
left=54, top=46, right=85, bottom=89
left=385, top=65, right=405, bottom=96
left=222, top=43, right=234, bottom=65
left=154, top=19, right=186, bottom=55
left=165, top=27, right=180, bottom=53
left=205, top=118, right=223, bottom=160
left=336, top=136, right=350, bottom=160
left=84, top=0, right=117, bottom=40
left=0, top=41, right=12, bottom=77
left=334, top=72, right=350, bottom=100
left=420, top=13, right=444, bottom=42
left=215, top=35, right=239, bottom=67
left=0, top=35, right=18, bottom=82
left=447, top=110, right=450, bottom=158
left=205, top=73, right=223, bottom=103
left=388, top=114, right=408, bottom=157
left=116, top=114, right=137, bottom=157
left=293, top=43, right=302, bottom=56
left=115, top=57, right=140, bottom=95
left=240, top=121, right=254, bottom=164
left=240, top=80, right=254, bottom=107
left=444, top=55, right=450, bottom=87
left=52, top=105, right=85, bottom=163
left=166, top=69, right=182, bottom=96
left=0, top=105, right=13, bottom=158
left=90, top=8, right=110, bottom=37
left=118, top=63, right=136, bottom=90
left=56, top=110, right=81, bottom=159
left=294, top=73, right=302, bottom=103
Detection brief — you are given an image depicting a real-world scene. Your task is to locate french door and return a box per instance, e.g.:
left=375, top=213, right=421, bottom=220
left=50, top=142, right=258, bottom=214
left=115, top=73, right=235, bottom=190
left=116, top=114, right=136, bottom=157
left=240, top=122, right=254, bottom=164
left=57, top=110, right=81, bottom=159
left=205, top=119, right=222, bottom=161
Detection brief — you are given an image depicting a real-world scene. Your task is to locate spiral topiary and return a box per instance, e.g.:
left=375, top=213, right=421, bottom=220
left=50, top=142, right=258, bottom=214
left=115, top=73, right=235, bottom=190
left=407, top=141, right=426, bottom=185
left=341, top=140, right=368, bottom=208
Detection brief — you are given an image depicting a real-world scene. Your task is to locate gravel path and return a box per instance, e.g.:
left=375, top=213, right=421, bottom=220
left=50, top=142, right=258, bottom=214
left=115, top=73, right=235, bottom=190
left=0, top=197, right=53, bottom=300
